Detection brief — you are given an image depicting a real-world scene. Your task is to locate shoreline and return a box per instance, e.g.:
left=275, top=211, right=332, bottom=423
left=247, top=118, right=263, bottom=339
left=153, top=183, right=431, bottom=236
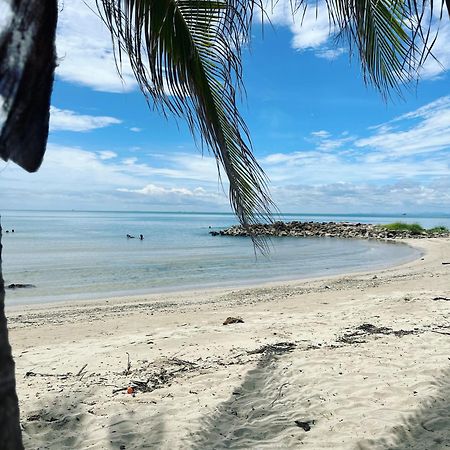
left=6, top=237, right=424, bottom=315
left=6, top=236, right=420, bottom=309
left=9, top=237, right=450, bottom=449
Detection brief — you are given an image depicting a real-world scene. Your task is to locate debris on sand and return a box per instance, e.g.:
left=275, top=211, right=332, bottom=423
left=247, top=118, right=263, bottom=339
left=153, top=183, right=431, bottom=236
left=248, top=342, right=296, bottom=355
left=223, top=317, right=244, bottom=325
left=338, top=323, right=416, bottom=344
left=7, top=283, right=36, bottom=289
left=295, top=419, right=315, bottom=431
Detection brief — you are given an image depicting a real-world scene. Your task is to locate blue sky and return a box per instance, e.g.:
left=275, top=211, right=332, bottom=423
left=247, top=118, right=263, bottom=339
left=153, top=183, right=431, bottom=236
left=0, top=0, right=449, bottom=214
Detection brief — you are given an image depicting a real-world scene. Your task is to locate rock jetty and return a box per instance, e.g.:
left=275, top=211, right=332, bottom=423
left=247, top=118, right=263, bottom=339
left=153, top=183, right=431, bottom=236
left=210, top=221, right=450, bottom=240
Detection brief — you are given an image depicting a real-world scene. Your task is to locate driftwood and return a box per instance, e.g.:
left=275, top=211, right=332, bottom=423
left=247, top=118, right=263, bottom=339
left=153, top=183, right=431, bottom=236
left=25, top=362, right=87, bottom=380
left=25, top=370, right=71, bottom=380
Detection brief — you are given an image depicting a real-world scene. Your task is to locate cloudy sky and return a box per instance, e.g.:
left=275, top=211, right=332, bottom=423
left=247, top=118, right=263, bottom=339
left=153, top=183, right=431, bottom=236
left=0, top=0, right=449, bottom=214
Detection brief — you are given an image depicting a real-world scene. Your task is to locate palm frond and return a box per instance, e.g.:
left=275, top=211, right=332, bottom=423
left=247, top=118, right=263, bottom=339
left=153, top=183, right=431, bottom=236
left=343, top=0, right=416, bottom=97
left=294, top=0, right=447, bottom=97
left=97, top=0, right=275, bottom=249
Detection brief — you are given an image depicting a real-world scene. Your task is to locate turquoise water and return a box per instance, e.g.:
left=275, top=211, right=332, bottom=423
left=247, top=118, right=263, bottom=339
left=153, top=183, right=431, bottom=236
left=1, top=210, right=447, bottom=305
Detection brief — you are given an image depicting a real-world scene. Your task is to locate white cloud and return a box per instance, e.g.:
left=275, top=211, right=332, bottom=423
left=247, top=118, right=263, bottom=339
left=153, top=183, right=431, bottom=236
left=56, top=0, right=137, bottom=92
left=263, top=149, right=448, bottom=185
left=271, top=180, right=450, bottom=213
left=311, top=130, right=330, bottom=138
left=395, top=95, right=450, bottom=121
left=98, top=151, right=117, bottom=160
left=55, top=0, right=177, bottom=95
left=356, top=96, right=450, bottom=156
left=269, top=1, right=334, bottom=51
left=130, top=127, right=142, bottom=132
left=118, top=184, right=225, bottom=204
left=2, top=96, right=449, bottom=213
left=418, top=6, right=450, bottom=79
left=267, top=0, right=449, bottom=79
left=309, top=130, right=354, bottom=151
left=50, top=107, right=121, bottom=132
left=0, top=145, right=228, bottom=210
left=260, top=95, right=450, bottom=189
left=316, top=48, right=346, bottom=60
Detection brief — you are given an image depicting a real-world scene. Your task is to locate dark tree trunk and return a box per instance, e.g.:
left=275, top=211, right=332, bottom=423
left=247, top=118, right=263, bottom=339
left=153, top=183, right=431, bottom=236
left=0, top=0, right=58, bottom=172
left=0, top=2, right=58, bottom=445
left=0, top=223, right=23, bottom=449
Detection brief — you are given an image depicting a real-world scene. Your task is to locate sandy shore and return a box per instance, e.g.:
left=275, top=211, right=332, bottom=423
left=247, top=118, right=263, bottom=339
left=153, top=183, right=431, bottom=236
left=7, top=238, right=450, bottom=449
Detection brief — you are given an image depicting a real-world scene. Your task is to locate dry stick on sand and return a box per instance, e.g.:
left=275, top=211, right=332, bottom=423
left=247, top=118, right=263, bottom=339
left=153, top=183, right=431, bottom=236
left=270, top=382, right=289, bottom=407
left=431, top=330, right=450, bottom=336
left=25, top=370, right=71, bottom=379
left=123, top=352, right=131, bottom=375
left=76, top=364, right=88, bottom=377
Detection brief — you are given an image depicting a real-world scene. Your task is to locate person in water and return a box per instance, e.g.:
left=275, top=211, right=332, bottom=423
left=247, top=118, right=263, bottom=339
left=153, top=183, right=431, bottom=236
left=126, top=234, right=135, bottom=239
left=139, top=234, right=144, bottom=240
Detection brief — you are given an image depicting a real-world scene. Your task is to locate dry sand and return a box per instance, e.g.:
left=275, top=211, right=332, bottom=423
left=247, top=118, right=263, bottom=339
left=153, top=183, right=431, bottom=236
left=7, top=238, right=450, bottom=449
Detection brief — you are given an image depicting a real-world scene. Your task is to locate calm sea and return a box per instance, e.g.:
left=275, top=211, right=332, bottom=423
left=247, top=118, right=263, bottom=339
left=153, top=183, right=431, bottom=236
left=1, top=210, right=448, bottom=305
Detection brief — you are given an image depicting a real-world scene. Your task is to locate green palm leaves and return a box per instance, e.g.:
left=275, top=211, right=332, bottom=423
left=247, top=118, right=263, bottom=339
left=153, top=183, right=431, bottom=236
left=321, top=0, right=445, bottom=97
left=96, top=0, right=447, bottom=237
left=97, top=0, right=275, bottom=241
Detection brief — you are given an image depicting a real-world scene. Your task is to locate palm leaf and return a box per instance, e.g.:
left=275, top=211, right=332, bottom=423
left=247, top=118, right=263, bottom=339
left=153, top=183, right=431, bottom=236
left=97, top=0, right=275, bottom=249
left=343, top=0, right=416, bottom=96
left=293, top=0, right=447, bottom=97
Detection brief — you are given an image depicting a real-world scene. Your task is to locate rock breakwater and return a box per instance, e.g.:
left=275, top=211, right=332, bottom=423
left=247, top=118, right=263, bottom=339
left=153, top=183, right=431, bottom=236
left=210, top=221, right=450, bottom=240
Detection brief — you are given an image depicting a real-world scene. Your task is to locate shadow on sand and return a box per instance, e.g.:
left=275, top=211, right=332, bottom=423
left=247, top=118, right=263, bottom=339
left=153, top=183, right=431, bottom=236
left=22, top=388, right=167, bottom=449
left=21, top=346, right=311, bottom=449
left=22, top=390, right=90, bottom=449
left=357, top=366, right=450, bottom=450
left=191, top=348, right=310, bottom=449
left=108, top=409, right=166, bottom=449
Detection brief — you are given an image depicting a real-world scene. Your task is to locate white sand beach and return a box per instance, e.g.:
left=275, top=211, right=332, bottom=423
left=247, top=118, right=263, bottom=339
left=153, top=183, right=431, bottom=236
left=7, top=238, right=450, bottom=449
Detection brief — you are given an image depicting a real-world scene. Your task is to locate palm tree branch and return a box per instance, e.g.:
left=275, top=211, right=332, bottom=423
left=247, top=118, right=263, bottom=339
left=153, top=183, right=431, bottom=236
left=97, top=0, right=274, bottom=246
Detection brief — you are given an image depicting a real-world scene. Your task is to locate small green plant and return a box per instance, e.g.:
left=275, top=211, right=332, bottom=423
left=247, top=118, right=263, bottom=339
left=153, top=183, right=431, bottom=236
left=381, top=222, right=449, bottom=235
left=382, top=222, right=425, bottom=234
left=428, top=226, right=449, bottom=234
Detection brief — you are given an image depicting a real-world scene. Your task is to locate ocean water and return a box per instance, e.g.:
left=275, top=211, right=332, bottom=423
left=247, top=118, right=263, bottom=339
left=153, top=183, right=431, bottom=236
left=1, top=210, right=448, bottom=306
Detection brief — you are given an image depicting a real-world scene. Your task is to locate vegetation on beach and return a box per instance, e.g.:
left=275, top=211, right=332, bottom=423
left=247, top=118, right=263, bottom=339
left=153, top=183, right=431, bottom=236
left=380, top=222, right=449, bottom=235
